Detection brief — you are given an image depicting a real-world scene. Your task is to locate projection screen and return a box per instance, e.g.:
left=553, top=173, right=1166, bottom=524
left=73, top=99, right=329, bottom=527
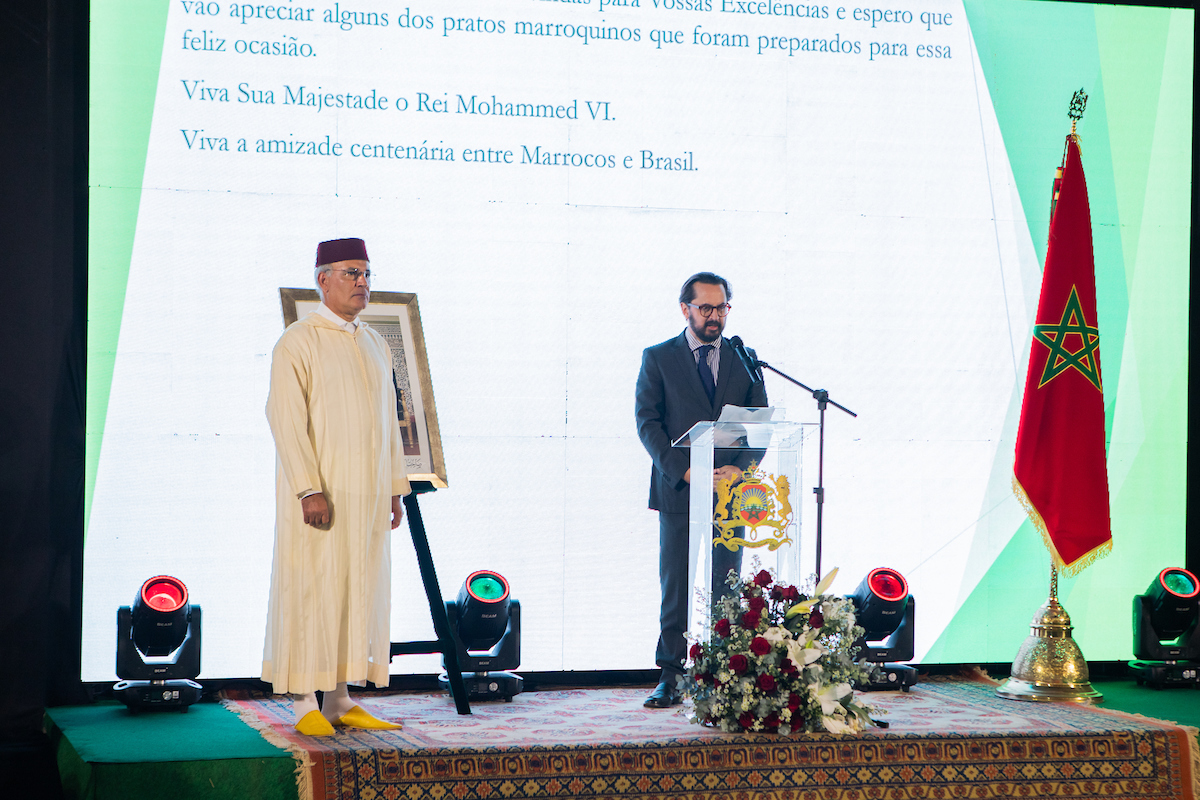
left=84, top=0, right=1193, bottom=680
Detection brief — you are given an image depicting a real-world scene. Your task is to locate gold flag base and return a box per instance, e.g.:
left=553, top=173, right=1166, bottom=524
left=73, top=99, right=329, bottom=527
left=995, top=566, right=1103, bottom=704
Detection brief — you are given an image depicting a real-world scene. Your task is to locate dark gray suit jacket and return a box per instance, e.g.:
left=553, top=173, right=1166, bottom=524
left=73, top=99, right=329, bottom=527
left=635, top=332, right=769, bottom=514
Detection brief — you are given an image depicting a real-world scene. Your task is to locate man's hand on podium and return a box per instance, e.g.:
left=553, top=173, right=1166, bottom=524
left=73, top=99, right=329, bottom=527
left=713, top=465, right=741, bottom=490
left=682, top=466, right=742, bottom=490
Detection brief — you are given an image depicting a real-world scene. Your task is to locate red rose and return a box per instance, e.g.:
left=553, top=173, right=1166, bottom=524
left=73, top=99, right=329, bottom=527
left=787, top=692, right=802, bottom=710
left=809, top=609, right=825, bottom=629
left=757, top=673, right=777, bottom=692
left=748, top=596, right=767, bottom=614
left=729, top=654, right=749, bottom=673
left=715, top=618, right=732, bottom=637
left=738, top=712, right=755, bottom=729
left=754, top=570, right=773, bottom=588
left=741, top=610, right=762, bottom=630
left=689, top=642, right=702, bottom=659
left=763, top=712, right=780, bottom=728
left=780, top=657, right=797, bottom=674
left=750, top=636, right=770, bottom=656
left=782, top=586, right=802, bottom=602
left=769, top=586, right=784, bottom=601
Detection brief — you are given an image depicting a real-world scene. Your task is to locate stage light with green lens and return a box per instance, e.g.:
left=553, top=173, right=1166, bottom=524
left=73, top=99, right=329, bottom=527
left=455, top=570, right=511, bottom=651
left=1131, top=567, right=1200, bottom=686
left=469, top=574, right=506, bottom=601
left=441, top=570, right=523, bottom=701
left=1142, top=568, right=1200, bottom=640
left=1163, top=570, right=1196, bottom=597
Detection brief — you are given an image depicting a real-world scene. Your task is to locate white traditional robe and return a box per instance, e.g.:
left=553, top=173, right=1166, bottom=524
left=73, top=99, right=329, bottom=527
left=262, top=311, right=410, bottom=694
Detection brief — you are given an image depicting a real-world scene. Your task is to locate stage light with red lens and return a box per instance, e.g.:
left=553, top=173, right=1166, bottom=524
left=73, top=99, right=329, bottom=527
left=847, top=567, right=916, bottom=691
left=115, top=575, right=202, bottom=711
left=132, top=576, right=191, bottom=656
left=851, top=568, right=910, bottom=642
left=867, top=568, right=907, bottom=601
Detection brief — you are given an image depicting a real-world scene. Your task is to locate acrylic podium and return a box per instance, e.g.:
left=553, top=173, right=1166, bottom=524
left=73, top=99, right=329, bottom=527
left=674, top=412, right=816, bottom=639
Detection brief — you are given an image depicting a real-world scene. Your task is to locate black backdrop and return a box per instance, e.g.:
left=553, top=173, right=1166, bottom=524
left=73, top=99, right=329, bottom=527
left=0, top=0, right=1196, bottom=794
left=1, top=0, right=88, bottom=794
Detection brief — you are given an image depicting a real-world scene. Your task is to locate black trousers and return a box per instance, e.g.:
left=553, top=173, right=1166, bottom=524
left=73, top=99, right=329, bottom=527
left=656, top=511, right=743, bottom=680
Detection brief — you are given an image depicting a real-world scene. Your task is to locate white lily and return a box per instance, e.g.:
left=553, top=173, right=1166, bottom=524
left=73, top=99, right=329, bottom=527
left=813, top=681, right=852, bottom=715
left=821, top=715, right=855, bottom=734
left=762, top=626, right=790, bottom=646
left=786, top=637, right=823, bottom=666
left=785, top=567, right=840, bottom=619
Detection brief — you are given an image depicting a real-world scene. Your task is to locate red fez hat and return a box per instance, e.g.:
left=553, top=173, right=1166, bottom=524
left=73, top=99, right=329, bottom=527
left=315, top=237, right=369, bottom=266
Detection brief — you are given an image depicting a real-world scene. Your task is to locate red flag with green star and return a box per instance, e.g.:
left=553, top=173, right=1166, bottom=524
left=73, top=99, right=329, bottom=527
left=1013, top=135, right=1112, bottom=575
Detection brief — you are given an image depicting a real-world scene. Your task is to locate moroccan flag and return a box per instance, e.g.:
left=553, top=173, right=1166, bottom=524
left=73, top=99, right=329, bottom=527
left=1013, top=135, right=1112, bottom=575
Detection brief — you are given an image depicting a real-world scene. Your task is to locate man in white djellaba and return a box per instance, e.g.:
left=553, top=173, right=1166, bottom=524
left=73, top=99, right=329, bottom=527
left=263, top=237, right=410, bottom=736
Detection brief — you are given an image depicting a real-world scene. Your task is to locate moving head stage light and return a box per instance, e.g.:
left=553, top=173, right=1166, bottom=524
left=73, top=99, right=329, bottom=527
left=114, top=575, right=202, bottom=711
left=848, top=567, right=916, bottom=691
left=439, top=570, right=523, bottom=701
left=1130, top=567, right=1200, bottom=688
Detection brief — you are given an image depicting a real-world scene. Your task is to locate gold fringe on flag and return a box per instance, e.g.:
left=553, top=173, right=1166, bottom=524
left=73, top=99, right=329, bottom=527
left=1012, top=473, right=1112, bottom=578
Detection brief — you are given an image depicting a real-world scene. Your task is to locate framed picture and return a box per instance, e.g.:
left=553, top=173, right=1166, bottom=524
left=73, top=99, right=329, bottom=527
left=279, top=288, right=448, bottom=488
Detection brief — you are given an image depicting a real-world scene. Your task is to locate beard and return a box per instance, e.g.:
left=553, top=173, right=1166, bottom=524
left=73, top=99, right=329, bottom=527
left=690, top=315, right=723, bottom=343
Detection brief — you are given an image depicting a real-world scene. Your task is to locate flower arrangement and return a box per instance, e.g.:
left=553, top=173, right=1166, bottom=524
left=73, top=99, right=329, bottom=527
left=683, top=563, right=877, bottom=734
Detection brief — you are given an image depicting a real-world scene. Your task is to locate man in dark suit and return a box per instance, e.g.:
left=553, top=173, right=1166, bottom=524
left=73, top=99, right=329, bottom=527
left=635, top=272, right=768, bottom=708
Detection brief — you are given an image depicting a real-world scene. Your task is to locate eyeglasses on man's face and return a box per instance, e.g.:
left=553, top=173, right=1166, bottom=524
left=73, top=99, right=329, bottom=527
left=686, top=302, right=731, bottom=318
left=332, top=267, right=372, bottom=284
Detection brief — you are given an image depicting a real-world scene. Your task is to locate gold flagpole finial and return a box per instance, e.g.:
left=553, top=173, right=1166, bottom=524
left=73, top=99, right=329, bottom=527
left=1068, top=88, right=1088, bottom=136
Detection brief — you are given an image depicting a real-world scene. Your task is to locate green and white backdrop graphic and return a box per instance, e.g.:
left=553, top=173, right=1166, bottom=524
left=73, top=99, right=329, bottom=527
left=86, top=0, right=1192, bottom=680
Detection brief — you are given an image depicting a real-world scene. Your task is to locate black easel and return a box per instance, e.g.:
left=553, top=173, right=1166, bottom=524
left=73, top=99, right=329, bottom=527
left=389, top=482, right=471, bottom=715
left=755, top=361, right=856, bottom=578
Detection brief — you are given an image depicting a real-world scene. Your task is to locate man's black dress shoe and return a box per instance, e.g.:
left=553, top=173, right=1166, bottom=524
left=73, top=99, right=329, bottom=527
left=644, top=680, right=682, bottom=708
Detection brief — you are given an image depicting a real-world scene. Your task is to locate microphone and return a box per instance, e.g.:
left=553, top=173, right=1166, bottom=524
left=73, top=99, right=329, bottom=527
left=728, top=336, right=764, bottom=385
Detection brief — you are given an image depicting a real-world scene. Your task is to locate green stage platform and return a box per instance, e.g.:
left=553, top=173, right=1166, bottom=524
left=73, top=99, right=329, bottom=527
left=1101, top=677, right=1200, bottom=728
left=46, top=700, right=295, bottom=800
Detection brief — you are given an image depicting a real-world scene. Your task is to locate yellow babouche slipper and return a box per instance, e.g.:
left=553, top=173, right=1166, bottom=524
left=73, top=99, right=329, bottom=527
left=295, top=709, right=335, bottom=737
left=335, top=705, right=402, bottom=730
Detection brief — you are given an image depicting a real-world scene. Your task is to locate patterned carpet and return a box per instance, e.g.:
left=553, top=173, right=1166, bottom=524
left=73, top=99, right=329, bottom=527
left=222, top=675, right=1199, bottom=800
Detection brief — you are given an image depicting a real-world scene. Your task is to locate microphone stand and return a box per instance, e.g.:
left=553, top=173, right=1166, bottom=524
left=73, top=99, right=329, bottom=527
left=755, top=360, right=856, bottom=579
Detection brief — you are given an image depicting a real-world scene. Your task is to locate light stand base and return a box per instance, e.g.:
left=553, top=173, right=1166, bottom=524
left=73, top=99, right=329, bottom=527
left=857, top=663, right=917, bottom=692
left=113, top=679, right=202, bottom=711
left=439, top=672, right=523, bottom=702
left=1130, top=660, right=1200, bottom=689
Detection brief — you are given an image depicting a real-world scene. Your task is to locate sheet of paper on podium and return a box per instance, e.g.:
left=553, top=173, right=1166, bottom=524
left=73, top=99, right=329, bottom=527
left=717, top=405, right=776, bottom=423
left=715, top=405, right=776, bottom=448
